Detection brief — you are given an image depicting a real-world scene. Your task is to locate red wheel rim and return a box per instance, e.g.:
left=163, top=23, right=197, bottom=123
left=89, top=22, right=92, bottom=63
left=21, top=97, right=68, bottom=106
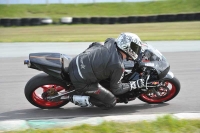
left=32, top=85, right=66, bottom=107
left=140, top=81, right=176, bottom=103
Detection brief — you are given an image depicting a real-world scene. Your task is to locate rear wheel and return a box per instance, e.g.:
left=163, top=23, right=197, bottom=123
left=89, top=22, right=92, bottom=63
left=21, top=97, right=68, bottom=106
left=138, top=77, right=180, bottom=104
left=24, top=73, right=70, bottom=109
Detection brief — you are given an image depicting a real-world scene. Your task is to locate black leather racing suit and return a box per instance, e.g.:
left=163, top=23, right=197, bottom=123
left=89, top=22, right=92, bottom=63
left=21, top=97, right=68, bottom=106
left=68, top=38, right=131, bottom=108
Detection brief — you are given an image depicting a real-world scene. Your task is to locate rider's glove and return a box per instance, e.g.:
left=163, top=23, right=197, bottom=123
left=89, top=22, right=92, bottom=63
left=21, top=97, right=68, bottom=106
left=129, top=79, right=145, bottom=91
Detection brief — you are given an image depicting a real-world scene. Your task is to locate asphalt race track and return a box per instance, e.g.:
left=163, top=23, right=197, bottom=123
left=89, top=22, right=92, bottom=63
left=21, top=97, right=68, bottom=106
left=0, top=41, right=200, bottom=121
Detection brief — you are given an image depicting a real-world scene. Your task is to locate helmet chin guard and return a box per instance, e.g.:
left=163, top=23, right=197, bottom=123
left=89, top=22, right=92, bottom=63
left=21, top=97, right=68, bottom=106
left=116, top=32, right=142, bottom=60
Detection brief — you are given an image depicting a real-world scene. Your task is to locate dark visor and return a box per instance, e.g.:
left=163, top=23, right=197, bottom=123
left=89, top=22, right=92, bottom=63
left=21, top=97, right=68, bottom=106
left=130, top=42, right=141, bottom=55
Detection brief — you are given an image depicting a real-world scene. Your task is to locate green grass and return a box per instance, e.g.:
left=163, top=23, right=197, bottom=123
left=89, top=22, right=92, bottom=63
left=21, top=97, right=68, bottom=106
left=0, top=0, right=199, bottom=42
left=0, top=22, right=199, bottom=42
left=0, top=0, right=199, bottom=21
left=6, top=115, right=200, bottom=133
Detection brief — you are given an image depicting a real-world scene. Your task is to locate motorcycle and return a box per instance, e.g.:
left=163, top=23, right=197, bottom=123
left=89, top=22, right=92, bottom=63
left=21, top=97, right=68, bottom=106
left=24, top=43, right=180, bottom=109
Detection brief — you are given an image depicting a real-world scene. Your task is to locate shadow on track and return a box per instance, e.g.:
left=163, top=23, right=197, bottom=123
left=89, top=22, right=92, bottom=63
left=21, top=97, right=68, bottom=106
left=0, top=103, right=169, bottom=120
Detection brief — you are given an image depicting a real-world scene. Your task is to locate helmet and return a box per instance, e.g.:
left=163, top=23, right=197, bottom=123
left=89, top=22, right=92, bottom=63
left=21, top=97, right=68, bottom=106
left=116, top=32, right=142, bottom=60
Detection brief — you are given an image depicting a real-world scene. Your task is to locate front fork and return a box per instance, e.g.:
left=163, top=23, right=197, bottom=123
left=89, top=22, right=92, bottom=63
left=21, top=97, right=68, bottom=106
left=131, top=71, right=174, bottom=99
left=142, top=71, right=174, bottom=98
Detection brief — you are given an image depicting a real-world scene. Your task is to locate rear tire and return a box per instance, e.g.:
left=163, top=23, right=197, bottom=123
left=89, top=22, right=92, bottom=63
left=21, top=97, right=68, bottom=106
left=138, top=77, right=180, bottom=104
left=24, top=73, right=70, bottom=109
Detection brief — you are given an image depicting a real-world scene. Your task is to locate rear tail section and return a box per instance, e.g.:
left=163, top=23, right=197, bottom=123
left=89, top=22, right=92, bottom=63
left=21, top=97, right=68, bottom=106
left=24, top=53, right=72, bottom=80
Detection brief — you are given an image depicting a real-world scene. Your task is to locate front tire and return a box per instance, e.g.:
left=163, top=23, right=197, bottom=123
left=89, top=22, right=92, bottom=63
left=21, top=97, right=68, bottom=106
left=138, top=77, right=180, bottom=104
left=24, top=73, right=70, bottom=109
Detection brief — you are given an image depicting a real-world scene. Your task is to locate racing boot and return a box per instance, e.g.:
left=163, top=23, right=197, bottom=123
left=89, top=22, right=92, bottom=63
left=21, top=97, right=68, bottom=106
left=70, top=95, right=93, bottom=107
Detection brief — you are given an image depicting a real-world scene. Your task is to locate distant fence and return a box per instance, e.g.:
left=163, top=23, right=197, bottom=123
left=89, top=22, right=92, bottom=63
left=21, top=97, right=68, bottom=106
left=0, top=12, right=199, bottom=27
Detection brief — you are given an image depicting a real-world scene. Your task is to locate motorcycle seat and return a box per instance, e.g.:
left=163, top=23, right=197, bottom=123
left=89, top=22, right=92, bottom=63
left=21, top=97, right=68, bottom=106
left=62, top=54, right=72, bottom=73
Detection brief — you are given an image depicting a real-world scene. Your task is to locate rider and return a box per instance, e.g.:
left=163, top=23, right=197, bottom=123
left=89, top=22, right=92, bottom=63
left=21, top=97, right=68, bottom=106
left=68, top=32, right=145, bottom=109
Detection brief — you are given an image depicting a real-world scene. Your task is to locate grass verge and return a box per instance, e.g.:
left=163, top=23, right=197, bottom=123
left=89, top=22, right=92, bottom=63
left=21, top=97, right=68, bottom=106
left=0, top=0, right=200, bottom=21
left=6, top=115, right=200, bottom=133
left=0, top=22, right=199, bottom=42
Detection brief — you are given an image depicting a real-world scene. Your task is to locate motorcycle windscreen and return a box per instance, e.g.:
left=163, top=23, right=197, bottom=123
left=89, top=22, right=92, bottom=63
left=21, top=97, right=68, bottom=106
left=141, top=48, right=170, bottom=79
left=140, top=61, right=170, bottom=79
left=29, top=53, right=63, bottom=79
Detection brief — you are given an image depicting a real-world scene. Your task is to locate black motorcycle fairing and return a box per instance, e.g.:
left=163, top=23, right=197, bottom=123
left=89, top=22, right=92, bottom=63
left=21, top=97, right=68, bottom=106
left=164, top=71, right=174, bottom=79
left=28, top=53, right=72, bottom=81
left=30, top=53, right=61, bottom=67
left=139, top=60, right=170, bottom=80
left=140, top=45, right=170, bottom=80
left=29, top=53, right=63, bottom=79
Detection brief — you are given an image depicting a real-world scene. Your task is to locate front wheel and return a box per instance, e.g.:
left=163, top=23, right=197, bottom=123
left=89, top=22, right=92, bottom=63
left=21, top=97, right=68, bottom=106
left=138, top=77, right=180, bottom=104
left=24, top=73, right=70, bottom=109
